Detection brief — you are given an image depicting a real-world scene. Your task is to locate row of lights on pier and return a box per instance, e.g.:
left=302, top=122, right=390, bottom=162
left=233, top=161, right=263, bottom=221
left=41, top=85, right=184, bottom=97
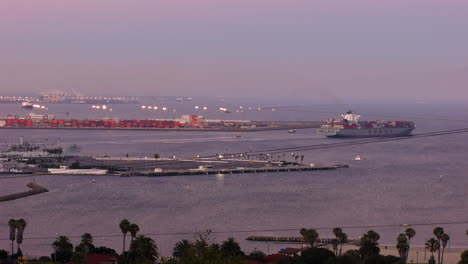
left=193, top=106, right=209, bottom=110
left=91, top=105, right=112, bottom=111
left=141, top=105, right=177, bottom=112
left=120, top=104, right=277, bottom=113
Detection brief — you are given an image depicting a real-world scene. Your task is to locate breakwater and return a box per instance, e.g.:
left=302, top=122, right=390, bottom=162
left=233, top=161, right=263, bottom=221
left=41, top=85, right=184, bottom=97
left=0, top=181, right=48, bottom=202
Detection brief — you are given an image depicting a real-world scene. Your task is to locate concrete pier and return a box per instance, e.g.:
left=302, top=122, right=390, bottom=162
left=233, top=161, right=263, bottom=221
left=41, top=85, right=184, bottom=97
left=0, top=181, right=48, bottom=202
left=120, top=164, right=347, bottom=177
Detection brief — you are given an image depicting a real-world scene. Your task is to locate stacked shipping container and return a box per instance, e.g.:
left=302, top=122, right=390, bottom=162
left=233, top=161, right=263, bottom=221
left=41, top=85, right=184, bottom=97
left=0, top=117, right=188, bottom=129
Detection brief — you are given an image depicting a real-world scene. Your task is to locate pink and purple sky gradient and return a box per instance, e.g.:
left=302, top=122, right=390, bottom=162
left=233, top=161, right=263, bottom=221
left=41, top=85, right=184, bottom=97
left=1, top=0, right=467, bottom=101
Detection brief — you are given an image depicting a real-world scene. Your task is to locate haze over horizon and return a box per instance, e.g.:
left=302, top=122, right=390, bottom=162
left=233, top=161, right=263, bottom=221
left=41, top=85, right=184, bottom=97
left=1, top=0, right=467, bottom=102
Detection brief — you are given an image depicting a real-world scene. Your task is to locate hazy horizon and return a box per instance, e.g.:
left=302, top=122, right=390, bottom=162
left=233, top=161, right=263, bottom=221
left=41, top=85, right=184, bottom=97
left=1, top=0, right=467, bottom=102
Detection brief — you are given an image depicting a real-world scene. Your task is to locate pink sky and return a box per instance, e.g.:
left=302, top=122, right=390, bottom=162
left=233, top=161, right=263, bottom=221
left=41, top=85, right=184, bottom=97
left=1, top=0, right=467, bottom=100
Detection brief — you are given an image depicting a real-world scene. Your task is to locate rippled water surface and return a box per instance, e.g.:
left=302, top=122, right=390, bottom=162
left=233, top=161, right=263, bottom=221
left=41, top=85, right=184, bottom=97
left=1, top=101, right=467, bottom=256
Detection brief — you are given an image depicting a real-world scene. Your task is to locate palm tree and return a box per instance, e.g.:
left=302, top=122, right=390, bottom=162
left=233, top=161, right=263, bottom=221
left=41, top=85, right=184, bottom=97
left=79, top=233, right=94, bottom=254
left=173, top=239, right=192, bottom=259
left=396, top=233, right=409, bottom=263
left=129, top=235, right=159, bottom=263
left=15, top=219, right=27, bottom=253
left=405, top=228, right=416, bottom=261
left=129, top=224, right=140, bottom=243
left=119, top=219, right=131, bottom=253
left=331, top=238, right=339, bottom=255
left=52, top=236, right=73, bottom=252
left=440, top=233, right=450, bottom=264
left=8, top=219, right=17, bottom=257
left=433, top=227, right=444, bottom=263
left=333, top=228, right=348, bottom=255
left=333, top=228, right=343, bottom=240
left=300, top=228, right=319, bottom=247
left=338, top=232, right=348, bottom=255
left=426, top=238, right=440, bottom=259
left=220, top=238, right=244, bottom=257
left=366, top=230, right=380, bottom=243
left=359, top=230, right=381, bottom=259
left=52, top=236, right=74, bottom=264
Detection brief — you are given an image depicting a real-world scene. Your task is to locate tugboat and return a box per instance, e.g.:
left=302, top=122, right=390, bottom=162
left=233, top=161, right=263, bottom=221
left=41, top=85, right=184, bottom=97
left=317, top=111, right=415, bottom=138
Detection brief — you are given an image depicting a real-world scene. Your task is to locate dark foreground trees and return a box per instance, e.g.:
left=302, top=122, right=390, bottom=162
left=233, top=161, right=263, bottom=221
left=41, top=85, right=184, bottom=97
left=119, top=235, right=158, bottom=264
left=161, top=236, right=245, bottom=264
left=51, top=236, right=74, bottom=264
left=278, top=248, right=336, bottom=264
left=459, top=250, right=468, bottom=264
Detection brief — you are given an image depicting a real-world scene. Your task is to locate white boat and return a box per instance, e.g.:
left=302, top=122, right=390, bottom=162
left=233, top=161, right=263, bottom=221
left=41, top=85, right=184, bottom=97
left=288, top=129, right=296, bottom=133
left=354, top=155, right=365, bottom=161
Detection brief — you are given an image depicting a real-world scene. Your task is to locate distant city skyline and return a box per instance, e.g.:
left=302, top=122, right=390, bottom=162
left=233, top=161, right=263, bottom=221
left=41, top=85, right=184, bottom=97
left=1, top=0, right=467, bottom=102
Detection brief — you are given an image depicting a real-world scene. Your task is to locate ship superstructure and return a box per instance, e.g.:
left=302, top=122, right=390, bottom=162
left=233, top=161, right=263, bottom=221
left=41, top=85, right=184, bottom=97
left=317, top=111, right=415, bottom=138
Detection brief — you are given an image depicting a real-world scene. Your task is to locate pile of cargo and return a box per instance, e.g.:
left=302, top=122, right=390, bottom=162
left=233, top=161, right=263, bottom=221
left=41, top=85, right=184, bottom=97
left=0, top=115, right=191, bottom=129
left=0, top=114, right=274, bottom=130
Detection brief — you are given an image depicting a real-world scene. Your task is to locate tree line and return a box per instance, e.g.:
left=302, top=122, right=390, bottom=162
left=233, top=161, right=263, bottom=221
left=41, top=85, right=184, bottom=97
left=1, top=219, right=468, bottom=264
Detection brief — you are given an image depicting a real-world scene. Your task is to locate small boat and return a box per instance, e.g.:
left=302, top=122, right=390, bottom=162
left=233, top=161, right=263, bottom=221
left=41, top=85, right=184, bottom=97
left=21, top=102, right=34, bottom=110
left=288, top=130, right=296, bottom=133
left=354, top=155, right=365, bottom=161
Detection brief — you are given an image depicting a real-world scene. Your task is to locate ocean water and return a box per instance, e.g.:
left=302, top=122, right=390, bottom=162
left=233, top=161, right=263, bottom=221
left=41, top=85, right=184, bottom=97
left=0, top=100, right=467, bottom=257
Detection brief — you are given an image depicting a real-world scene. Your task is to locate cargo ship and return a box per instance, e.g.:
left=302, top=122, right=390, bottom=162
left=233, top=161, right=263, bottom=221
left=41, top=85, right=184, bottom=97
left=317, top=111, right=415, bottom=138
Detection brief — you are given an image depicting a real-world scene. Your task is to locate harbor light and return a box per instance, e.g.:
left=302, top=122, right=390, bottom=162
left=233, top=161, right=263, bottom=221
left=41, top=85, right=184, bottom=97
left=102, top=105, right=107, bottom=110
left=203, top=106, right=208, bottom=110
left=194, top=106, right=199, bottom=109
left=141, top=105, right=146, bottom=109
left=162, top=107, right=167, bottom=111
left=147, top=106, right=152, bottom=109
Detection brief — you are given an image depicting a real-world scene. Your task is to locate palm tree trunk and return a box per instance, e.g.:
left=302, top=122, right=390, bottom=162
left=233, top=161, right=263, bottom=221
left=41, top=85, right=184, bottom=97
left=10, top=241, right=15, bottom=264
left=123, top=234, right=126, bottom=253
left=441, top=247, right=445, bottom=264
left=437, top=241, right=441, bottom=264
left=406, top=239, right=410, bottom=263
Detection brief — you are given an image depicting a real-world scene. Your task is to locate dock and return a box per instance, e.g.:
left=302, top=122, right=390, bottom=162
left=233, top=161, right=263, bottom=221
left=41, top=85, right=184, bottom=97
left=246, top=235, right=358, bottom=245
left=120, top=164, right=345, bottom=177
left=0, top=181, right=48, bottom=202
